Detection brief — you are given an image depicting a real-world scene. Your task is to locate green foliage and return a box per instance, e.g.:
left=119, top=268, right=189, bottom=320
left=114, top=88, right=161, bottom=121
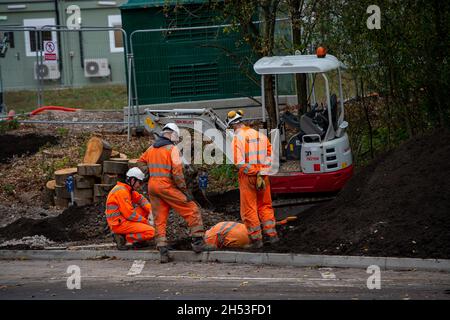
left=210, top=164, right=238, bottom=187
left=2, top=184, right=15, bottom=196
left=56, top=127, right=69, bottom=137
left=0, top=119, right=19, bottom=134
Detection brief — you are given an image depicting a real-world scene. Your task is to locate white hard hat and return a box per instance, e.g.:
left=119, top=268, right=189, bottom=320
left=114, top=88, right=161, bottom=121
left=126, top=167, right=145, bottom=181
left=225, top=109, right=244, bottom=127
left=162, top=123, right=180, bottom=136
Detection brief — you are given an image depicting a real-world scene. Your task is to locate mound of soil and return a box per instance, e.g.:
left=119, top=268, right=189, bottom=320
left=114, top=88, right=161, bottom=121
left=271, top=130, right=450, bottom=259
left=0, top=203, right=108, bottom=242
left=0, top=201, right=238, bottom=246
left=0, top=133, right=59, bottom=163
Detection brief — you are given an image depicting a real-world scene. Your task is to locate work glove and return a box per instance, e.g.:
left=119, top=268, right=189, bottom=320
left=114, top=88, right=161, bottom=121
left=183, top=190, right=195, bottom=202
left=147, top=214, right=155, bottom=227
left=256, top=172, right=266, bottom=191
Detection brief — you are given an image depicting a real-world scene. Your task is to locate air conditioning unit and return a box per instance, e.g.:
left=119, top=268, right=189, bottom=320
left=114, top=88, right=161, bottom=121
left=34, top=61, right=60, bottom=80
left=84, top=58, right=110, bottom=78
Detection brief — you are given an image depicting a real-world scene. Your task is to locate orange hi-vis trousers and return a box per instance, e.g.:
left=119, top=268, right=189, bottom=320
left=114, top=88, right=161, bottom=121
left=148, top=179, right=204, bottom=247
left=105, top=182, right=155, bottom=244
left=238, top=172, right=277, bottom=242
left=110, top=206, right=155, bottom=244
left=205, top=222, right=250, bottom=249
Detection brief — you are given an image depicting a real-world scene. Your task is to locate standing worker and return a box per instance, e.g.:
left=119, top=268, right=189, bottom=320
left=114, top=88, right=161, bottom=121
left=105, top=167, right=155, bottom=250
left=139, top=123, right=206, bottom=263
left=204, top=221, right=250, bottom=249
left=226, top=110, right=279, bottom=248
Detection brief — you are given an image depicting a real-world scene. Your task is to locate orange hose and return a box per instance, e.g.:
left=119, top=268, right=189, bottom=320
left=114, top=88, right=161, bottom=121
left=30, top=106, right=80, bottom=116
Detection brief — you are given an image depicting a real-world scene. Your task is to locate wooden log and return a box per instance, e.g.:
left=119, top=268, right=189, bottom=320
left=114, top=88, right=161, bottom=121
left=44, top=180, right=56, bottom=206
left=103, top=161, right=129, bottom=174
left=46, top=180, right=56, bottom=191
left=102, top=173, right=119, bottom=185
left=54, top=197, right=69, bottom=209
left=74, top=188, right=93, bottom=199
left=74, top=198, right=93, bottom=206
left=74, top=175, right=96, bottom=189
left=94, top=184, right=114, bottom=197
left=55, top=185, right=71, bottom=199
left=94, top=196, right=107, bottom=203
left=54, top=168, right=77, bottom=186
left=109, top=158, right=129, bottom=164
left=111, top=150, right=120, bottom=158
left=83, top=137, right=112, bottom=164
left=77, top=164, right=102, bottom=177
left=128, top=159, right=147, bottom=172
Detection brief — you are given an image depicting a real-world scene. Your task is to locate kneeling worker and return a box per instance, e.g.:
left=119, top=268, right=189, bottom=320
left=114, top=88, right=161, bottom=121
left=205, top=222, right=250, bottom=249
left=105, top=167, right=155, bottom=250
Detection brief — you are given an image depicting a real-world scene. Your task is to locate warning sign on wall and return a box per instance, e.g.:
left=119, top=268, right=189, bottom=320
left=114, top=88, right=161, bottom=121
left=44, top=40, right=58, bottom=61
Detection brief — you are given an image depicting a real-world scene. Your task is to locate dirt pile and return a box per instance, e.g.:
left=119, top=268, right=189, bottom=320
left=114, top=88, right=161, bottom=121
left=0, top=201, right=238, bottom=247
left=272, top=130, right=450, bottom=259
left=0, top=133, right=58, bottom=163
left=0, top=202, right=108, bottom=242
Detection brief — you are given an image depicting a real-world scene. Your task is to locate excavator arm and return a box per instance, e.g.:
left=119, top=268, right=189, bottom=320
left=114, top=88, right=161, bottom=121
left=143, top=108, right=234, bottom=163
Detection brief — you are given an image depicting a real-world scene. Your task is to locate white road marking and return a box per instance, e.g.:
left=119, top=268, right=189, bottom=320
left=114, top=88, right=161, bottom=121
left=127, top=260, right=146, bottom=276
left=319, top=268, right=337, bottom=280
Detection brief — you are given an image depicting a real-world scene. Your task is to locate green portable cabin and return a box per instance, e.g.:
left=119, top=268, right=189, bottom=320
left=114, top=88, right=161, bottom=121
left=120, top=0, right=259, bottom=105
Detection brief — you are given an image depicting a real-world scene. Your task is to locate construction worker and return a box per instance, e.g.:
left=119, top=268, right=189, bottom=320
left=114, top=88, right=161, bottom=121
left=226, top=110, right=279, bottom=249
left=204, top=222, right=250, bottom=249
left=105, top=167, right=155, bottom=250
left=139, top=123, right=206, bottom=263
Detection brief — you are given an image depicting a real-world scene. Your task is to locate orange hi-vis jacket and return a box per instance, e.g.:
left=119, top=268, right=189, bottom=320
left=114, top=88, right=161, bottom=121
left=139, top=141, right=204, bottom=247
left=105, top=182, right=151, bottom=228
left=205, top=222, right=250, bottom=249
left=139, top=144, right=188, bottom=192
left=232, top=126, right=272, bottom=176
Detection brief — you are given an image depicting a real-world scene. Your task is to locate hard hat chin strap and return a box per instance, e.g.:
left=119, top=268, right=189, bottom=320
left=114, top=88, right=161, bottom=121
left=126, top=177, right=139, bottom=191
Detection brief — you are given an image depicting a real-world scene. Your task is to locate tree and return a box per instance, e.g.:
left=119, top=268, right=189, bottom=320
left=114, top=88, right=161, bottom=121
left=284, top=0, right=318, bottom=114
left=213, top=0, right=282, bottom=128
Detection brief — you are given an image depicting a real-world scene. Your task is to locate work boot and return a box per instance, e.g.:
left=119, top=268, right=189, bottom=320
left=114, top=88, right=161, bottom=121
left=112, top=234, right=128, bottom=251
left=131, top=241, right=152, bottom=250
left=191, top=237, right=206, bottom=253
left=243, top=239, right=264, bottom=250
left=264, top=235, right=280, bottom=246
left=159, top=246, right=171, bottom=264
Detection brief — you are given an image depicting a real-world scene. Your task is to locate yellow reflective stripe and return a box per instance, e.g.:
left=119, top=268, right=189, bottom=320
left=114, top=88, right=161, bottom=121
left=216, top=222, right=231, bottom=246
left=247, top=225, right=261, bottom=233
left=249, top=233, right=262, bottom=240
left=262, top=220, right=275, bottom=227
left=149, top=172, right=172, bottom=177
left=105, top=212, right=121, bottom=218
left=110, top=186, right=127, bottom=194
left=128, top=210, right=138, bottom=221
left=138, top=197, right=149, bottom=207
left=218, top=222, right=238, bottom=245
left=106, top=204, right=119, bottom=211
left=148, top=164, right=172, bottom=170
left=264, top=228, right=277, bottom=234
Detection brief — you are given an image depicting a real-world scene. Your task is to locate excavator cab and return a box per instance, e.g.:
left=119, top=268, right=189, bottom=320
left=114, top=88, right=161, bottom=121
left=253, top=51, right=353, bottom=193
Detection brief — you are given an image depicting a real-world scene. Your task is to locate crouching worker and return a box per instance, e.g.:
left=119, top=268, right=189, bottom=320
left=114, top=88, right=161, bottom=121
left=204, top=222, right=250, bottom=250
left=105, top=167, right=155, bottom=250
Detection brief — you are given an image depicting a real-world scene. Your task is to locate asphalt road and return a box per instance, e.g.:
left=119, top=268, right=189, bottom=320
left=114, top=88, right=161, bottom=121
left=0, top=259, right=449, bottom=300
